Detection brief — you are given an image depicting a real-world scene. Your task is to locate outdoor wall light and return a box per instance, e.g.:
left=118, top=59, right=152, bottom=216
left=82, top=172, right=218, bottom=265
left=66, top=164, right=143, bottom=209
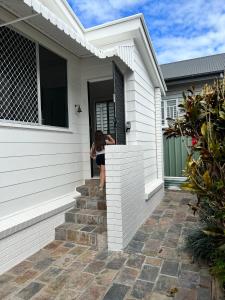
left=75, top=104, right=82, bottom=113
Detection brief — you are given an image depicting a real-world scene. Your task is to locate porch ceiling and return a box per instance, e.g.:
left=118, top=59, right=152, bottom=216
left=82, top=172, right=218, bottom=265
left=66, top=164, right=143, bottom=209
left=0, top=0, right=134, bottom=70
left=0, top=0, right=104, bottom=58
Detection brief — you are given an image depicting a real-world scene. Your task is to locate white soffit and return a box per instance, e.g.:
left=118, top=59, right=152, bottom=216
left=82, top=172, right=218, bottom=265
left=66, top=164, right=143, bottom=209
left=0, top=0, right=133, bottom=69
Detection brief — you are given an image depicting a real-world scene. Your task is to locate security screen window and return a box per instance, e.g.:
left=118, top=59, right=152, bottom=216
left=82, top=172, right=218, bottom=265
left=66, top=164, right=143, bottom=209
left=39, top=45, right=68, bottom=127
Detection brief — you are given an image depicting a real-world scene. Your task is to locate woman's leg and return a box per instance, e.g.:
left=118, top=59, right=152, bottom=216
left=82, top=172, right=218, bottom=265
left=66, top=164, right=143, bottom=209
left=99, top=165, right=105, bottom=189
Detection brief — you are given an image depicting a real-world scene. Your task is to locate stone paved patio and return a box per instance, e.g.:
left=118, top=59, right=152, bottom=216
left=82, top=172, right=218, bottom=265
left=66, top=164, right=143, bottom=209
left=0, top=191, right=212, bottom=300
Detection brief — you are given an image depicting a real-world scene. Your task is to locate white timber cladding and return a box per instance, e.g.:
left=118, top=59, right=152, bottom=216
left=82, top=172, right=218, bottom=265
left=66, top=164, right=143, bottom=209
left=0, top=21, right=86, bottom=218
left=105, top=145, right=164, bottom=251
left=0, top=211, right=65, bottom=275
left=155, top=87, right=164, bottom=180
left=131, top=46, right=158, bottom=185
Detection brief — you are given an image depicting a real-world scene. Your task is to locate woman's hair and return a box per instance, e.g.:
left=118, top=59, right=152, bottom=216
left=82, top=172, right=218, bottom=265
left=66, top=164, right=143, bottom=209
left=94, top=130, right=105, bottom=151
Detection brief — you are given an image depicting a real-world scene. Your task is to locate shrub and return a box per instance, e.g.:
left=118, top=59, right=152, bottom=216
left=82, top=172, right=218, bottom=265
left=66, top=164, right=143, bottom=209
left=164, top=80, right=225, bottom=284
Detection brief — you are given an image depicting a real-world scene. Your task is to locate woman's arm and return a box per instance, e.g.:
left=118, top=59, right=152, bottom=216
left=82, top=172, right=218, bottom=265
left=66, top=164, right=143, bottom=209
left=106, top=135, right=115, bottom=145
left=90, top=144, right=96, bottom=159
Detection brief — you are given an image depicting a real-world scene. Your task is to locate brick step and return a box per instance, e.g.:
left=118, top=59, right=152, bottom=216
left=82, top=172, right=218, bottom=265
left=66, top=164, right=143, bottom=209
left=65, top=208, right=107, bottom=225
left=55, top=223, right=107, bottom=248
left=76, top=184, right=105, bottom=199
left=76, top=196, right=107, bottom=210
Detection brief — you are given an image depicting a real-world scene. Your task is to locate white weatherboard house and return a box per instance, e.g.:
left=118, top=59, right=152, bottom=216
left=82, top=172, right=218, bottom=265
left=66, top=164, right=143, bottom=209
left=0, top=0, right=166, bottom=274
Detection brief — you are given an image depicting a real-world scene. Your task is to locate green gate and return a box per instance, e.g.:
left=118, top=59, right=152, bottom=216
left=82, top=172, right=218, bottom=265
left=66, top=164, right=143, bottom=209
left=163, top=136, right=190, bottom=177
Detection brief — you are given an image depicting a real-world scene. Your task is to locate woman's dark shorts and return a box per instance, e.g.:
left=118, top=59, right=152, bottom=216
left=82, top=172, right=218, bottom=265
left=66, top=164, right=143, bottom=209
left=96, top=154, right=105, bottom=166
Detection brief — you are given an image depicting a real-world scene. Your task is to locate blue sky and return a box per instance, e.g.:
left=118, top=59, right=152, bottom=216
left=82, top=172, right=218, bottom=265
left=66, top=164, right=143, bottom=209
left=67, top=0, right=225, bottom=64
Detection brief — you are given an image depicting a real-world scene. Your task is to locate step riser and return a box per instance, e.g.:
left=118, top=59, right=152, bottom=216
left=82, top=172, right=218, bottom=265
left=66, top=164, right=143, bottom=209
left=76, top=199, right=107, bottom=211
left=55, top=226, right=107, bottom=248
left=65, top=213, right=107, bottom=225
left=76, top=185, right=105, bottom=199
left=55, top=228, right=96, bottom=246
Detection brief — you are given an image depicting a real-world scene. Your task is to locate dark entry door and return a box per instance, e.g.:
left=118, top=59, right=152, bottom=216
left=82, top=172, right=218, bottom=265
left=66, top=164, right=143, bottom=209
left=88, top=80, right=115, bottom=176
left=91, top=100, right=115, bottom=177
left=113, top=62, right=126, bottom=145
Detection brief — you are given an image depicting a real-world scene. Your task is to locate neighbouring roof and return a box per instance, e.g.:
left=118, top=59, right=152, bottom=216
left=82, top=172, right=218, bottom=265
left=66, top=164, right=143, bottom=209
left=160, top=53, right=225, bottom=80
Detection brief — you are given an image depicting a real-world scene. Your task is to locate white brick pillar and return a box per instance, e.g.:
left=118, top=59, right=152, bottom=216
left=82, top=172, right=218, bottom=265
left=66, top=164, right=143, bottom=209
left=155, top=87, right=164, bottom=180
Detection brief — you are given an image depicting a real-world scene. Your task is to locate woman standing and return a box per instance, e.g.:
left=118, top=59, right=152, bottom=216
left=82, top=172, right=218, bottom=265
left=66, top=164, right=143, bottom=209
left=90, top=130, right=115, bottom=191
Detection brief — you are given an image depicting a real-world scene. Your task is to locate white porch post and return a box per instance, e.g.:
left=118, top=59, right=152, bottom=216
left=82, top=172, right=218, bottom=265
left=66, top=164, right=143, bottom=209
left=155, top=87, right=164, bottom=181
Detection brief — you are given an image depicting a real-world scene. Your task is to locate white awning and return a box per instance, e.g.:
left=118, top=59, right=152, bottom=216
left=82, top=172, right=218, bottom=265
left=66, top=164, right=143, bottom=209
left=0, top=0, right=133, bottom=69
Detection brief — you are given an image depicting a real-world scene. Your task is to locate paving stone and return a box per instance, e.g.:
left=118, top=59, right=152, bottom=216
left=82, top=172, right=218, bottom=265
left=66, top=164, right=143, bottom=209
left=0, top=273, right=14, bottom=285
left=68, top=261, right=87, bottom=272
left=139, top=225, right=156, bottom=234
left=131, top=279, right=153, bottom=299
left=84, top=261, right=105, bottom=274
left=44, top=272, right=70, bottom=295
left=77, top=250, right=97, bottom=263
left=174, top=287, right=197, bottom=300
left=54, top=289, right=79, bottom=300
left=32, top=291, right=56, bottom=300
left=95, top=249, right=112, bottom=261
left=63, top=242, right=77, bottom=248
left=185, top=216, right=197, bottom=222
left=33, top=257, right=55, bottom=271
left=125, top=240, right=144, bottom=253
left=37, top=267, right=63, bottom=283
left=16, top=282, right=44, bottom=300
left=181, top=263, right=200, bottom=273
left=69, top=245, right=88, bottom=256
left=145, top=257, right=162, bottom=267
left=158, top=247, right=178, bottom=260
left=115, top=267, right=139, bottom=286
left=159, top=217, right=172, bottom=226
left=150, top=292, right=171, bottom=300
left=106, top=257, right=127, bottom=270
left=139, top=264, right=159, bottom=282
left=78, top=283, right=107, bottom=300
left=0, top=283, right=18, bottom=299
left=199, top=275, right=211, bottom=288
left=103, top=283, right=130, bottom=300
left=168, top=224, right=182, bottom=235
left=155, top=275, right=179, bottom=294
left=27, top=250, right=49, bottom=263
left=178, top=270, right=200, bottom=288
left=53, top=254, right=77, bottom=269
left=43, top=240, right=63, bottom=251
left=197, top=287, right=211, bottom=300
left=144, top=217, right=159, bottom=226
left=66, top=271, right=94, bottom=290
left=150, top=231, right=166, bottom=240
left=50, top=246, right=70, bottom=259
left=133, top=231, right=149, bottom=242
left=14, top=270, right=38, bottom=284
left=142, top=239, right=161, bottom=256
left=161, top=260, right=179, bottom=276
left=126, top=254, right=145, bottom=269
left=9, top=261, right=33, bottom=275
left=162, top=238, right=179, bottom=248
left=95, top=269, right=118, bottom=286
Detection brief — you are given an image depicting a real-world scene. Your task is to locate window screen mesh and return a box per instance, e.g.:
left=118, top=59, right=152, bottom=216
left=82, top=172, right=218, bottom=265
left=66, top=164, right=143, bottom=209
left=0, top=26, right=39, bottom=123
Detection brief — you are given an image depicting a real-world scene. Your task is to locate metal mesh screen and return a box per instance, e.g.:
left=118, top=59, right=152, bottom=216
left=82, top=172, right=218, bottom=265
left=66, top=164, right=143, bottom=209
left=0, top=26, right=39, bottom=123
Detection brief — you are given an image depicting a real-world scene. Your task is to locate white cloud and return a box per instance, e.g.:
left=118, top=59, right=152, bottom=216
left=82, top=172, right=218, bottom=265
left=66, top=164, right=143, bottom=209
left=67, top=0, right=225, bottom=63
left=69, top=0, right=147, bottom=24
left=148, top=0, right=225, bottom=63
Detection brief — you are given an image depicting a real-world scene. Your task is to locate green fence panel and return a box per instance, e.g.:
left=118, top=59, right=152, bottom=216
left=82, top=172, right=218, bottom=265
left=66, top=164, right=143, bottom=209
left=163, top=136, right=190, bottom=177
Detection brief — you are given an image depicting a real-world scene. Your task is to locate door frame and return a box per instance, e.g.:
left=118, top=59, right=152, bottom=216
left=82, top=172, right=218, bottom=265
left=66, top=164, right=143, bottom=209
left=87, top=77, right=114, bottom=177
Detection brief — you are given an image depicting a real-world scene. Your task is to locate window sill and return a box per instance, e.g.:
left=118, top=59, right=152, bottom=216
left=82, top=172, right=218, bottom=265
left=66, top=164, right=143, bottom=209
left=0, top=121, right=73, bottom=133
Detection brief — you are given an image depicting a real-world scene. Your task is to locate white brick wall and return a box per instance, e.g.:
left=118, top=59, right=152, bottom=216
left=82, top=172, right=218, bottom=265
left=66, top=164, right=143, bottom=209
left=0, top=211, right=65, bottom=275
left=105, top=145, right=164, bottom=251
